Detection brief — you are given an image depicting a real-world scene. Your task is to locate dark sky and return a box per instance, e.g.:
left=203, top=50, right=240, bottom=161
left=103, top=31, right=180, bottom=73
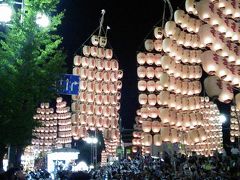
left=57, top=0, right=185, bottom=130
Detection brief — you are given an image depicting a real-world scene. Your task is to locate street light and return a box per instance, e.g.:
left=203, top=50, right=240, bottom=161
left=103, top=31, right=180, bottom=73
left=0, top=3, right=13, bottom=23
left=84, top=137, right=98, bottom=144
left=220, top=114, right=227, bottom=124
left=0, top=1, right=50, bottom=27
left=36, top=12, right=50, bottom=28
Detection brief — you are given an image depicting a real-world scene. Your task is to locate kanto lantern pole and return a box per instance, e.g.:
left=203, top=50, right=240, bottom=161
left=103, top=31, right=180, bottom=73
left=98, top=9, right=105, bottom=37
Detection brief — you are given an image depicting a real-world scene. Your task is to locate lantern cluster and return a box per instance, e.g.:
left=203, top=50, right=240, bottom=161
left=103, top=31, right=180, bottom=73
left=71, top=31, right=123, bottom=160
left=230, top=106, right=240, bottom=143
left=56, top=97, right=72, bottom=148
left=32, top=103, right=57, bottom=152
left=184, top=0, right=240, bottom=103
left=187, top=98, right=223, bottom=156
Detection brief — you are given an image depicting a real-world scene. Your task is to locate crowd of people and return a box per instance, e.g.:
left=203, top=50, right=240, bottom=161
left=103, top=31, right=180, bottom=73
left=0, top=147, right=239, bottom=179
left=91, top=148, right=240, bottom=180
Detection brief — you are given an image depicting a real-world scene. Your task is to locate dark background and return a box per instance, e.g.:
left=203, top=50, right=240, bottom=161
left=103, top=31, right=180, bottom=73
left=56, top=0, right=231, bottom=151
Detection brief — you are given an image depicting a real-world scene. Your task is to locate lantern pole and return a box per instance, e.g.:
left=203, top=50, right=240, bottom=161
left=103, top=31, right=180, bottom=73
left=98, top=9, right=105, bottom=37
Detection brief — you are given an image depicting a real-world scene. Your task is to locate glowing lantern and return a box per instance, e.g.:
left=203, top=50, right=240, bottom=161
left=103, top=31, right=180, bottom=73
left=151, top=121, right=161, bottom=133
left=142, top=121, right=152, bottom=133
left=144, top=39, right=154, bottom=52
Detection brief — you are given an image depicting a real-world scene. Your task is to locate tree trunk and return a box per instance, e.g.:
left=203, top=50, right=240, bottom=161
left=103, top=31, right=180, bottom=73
left=0, top=143, right=7, bottom=172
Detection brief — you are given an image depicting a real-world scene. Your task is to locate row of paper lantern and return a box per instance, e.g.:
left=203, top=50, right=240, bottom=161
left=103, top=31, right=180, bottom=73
left=33, top=133, right=57, bottom=139
left=71, top=103, right=120, bottom=115
left=58, top=125, right=72, bottom=131
left=199, top=25, right=240, bottom=64
left=73, top=67, right=123, bottom=81
left=140, top=127, right=206, bottom=146
left=56, top=107, right=70, bottom=114
left=56, top=101, right=67, bottom=108
left=165, top=21, right=204, bottom=49
left=33, top=114, right=57, bottom=120
left=140, top=109, right=204, bottom=127
left=58, top=131, right=72, bottom=138
left=82, top=45, right=113, bottom=59
left=163, top=38, right=202, bottom=64
left=57, top=137, right=72, bottom=144
left=57, top=113, right=71, bottom=119
left=34, top=127, right=57, bottom=133
left=196, top=0, right=240, bottom=41
left=144, top=39, right=163, bottom=52
left=204, top=76, right=234, bottom=103
left=137, top=63, right=202, bottom=80
left=74, top=56, right=119, bottom=71
left=56, top=99, right=72, bottom=144
left=103, top=129, right=120, bottom=140
left=138, top=78, right=202, bottom=95
left=158, top=55, right=202, bottom=79
left=139, top=93, right=202, bottom=110
left=73, top=93, right=121, bottom=105
left=40, top=103, right=50, bottom=109
left=196, top=0, right=240, bottom=37
left=185, top=0, right=240, bottom=21
left=78, top=80, right=122, bottom=93
left=36, top=108, right=54, bottom=114
left=174, top=9, right=202, bottom=33
left=35, top=120, right=57, bottom=127
left=90, top=35, right=107, bottom=47
left=137, top=52, right=163, bottom=66
left=32, top=139, right=55, bottom=146
left=58, top=119, right=71, bottom=126
left=72, top=114, right=119, bottom=128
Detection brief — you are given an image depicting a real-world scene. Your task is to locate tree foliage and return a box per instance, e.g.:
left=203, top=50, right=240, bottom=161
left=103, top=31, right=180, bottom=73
left=0, top=0, right=66, bottom=146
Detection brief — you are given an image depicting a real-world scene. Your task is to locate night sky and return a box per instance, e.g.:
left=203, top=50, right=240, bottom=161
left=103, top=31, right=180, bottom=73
left=56, top=0, right=230, bottom=146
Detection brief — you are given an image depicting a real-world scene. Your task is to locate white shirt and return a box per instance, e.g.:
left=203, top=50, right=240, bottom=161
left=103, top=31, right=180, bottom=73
left=231, top=148, right=240, bottom=155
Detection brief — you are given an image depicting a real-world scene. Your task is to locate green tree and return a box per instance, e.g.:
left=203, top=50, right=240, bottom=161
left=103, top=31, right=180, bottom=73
left=0, top=0, right=66, bottom=169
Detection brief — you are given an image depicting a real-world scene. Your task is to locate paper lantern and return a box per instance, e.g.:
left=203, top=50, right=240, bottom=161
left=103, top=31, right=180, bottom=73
left=159, top=73, right=169, bottom=88
left=99, top=36, right=107, bottom=47
left=159, top=108, right=170, bottom=124
left=137, top=52, right=146, bottom=65
left=157, top=91, right=170, bottom=105
left=152, top=121, right=161, bottom=133
left=165, top=21, right=177, bottom=37
left=204, top=76, right=222, bottom=98
left=111, top=59, right=119, bottom=71
left=235, top=93, right=240, bottom=110
left=142, top=133, right=152, bottom=146
left=144, top=39, right=154, bottom=52
left=83, top=46, right=90, bottom=57
left=171, top=129, right=178, bottom=143
left=154, top=27, right=163, bottom=39
left=105, top=49, right=113, bottom=59
left=91, top=35, right=99, bottom=46
left=161, top=56, right=171, bottom=70
left=142, top=121, right=152, bottom=133
left=148, top=94, right=157, bottom=106
left=96, top=47, right=105, bottom=58
left=153, top=134, right=162, bottom=146
left=146, top=53, right=155, bottom=65
left=139, top=94, right=148, bottom=105
left=154, top=39, right=162, bottom=51
left=218, top=81, right=233, bottom=103
left=161, top=127, right=170, bottom=141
